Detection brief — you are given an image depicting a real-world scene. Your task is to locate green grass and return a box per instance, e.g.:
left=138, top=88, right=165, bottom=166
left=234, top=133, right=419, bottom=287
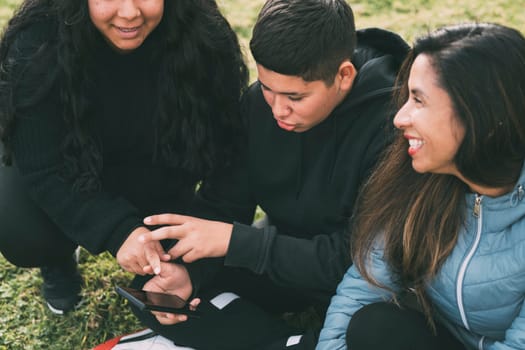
left=0, top=249, right=141, bottom=350
left=0, top=0, right=524, bottom=349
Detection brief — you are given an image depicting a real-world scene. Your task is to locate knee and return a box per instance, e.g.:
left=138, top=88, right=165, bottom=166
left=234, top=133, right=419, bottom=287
left=346, top=302, right=403, bottom=349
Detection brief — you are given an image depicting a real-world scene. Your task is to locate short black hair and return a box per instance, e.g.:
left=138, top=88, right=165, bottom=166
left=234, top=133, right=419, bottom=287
left=250, top=0, right=356, bottom=84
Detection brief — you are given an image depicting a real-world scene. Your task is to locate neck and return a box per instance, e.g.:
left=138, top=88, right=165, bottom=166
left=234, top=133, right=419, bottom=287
left=458, top=175, right=514, bottom=197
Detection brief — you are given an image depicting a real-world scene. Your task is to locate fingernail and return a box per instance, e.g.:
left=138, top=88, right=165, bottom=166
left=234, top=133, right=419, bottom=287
left=154, top=267, right=161, bottom=275
left=144, top=217, right=151, bottom=224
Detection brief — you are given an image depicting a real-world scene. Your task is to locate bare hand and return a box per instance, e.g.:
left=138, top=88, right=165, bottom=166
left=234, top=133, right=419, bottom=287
left=141, top=214, right=233, bottom=262
left=116, top=226, right=171, bottom=275
left=143, top=262, right=198, bottom=325
left=150, top=298, right=201, bottom=325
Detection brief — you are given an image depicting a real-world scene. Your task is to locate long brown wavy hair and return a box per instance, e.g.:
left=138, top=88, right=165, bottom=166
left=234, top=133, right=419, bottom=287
left=351, top=22, right=525, bottom=328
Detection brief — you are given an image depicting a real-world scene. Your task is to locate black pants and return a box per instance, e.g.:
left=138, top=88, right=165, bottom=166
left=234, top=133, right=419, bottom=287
left=346, top=302, right=466, bottom=350
left=0, top=164, right=77, bottom=267
left=130, top=268, right=320, bottom=350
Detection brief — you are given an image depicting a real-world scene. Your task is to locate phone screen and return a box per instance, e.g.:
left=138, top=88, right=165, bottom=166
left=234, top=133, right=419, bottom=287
left=116, top=286, right=199, bottom=317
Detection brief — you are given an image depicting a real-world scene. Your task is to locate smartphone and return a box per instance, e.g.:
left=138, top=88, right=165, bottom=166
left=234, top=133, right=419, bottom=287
left=116, top=286, right=200, bottom=317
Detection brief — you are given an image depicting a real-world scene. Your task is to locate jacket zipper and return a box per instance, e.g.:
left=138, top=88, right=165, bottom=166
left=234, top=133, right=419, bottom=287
left=473, top=195, right=482, bottom=218
left=456, top=194, right=483, bottom=333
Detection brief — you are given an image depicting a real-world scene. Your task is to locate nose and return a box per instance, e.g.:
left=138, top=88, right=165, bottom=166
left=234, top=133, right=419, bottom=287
left=118, top=0, right=141, bottom=19
left=271, top=94, right=292, bottom=120
left=393, top=103, right=411, bottom=129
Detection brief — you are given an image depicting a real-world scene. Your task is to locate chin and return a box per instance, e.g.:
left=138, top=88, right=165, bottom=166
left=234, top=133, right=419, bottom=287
left=411, top=161, right=427, bottom=174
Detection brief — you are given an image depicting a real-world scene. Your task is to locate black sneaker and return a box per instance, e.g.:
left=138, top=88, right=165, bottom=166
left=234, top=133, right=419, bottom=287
left=40, top=255, right=83, bottom=315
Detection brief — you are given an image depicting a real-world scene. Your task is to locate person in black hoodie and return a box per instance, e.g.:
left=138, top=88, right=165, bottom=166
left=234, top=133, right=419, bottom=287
left=128, top=0, right=409, bottom=349
left=0, top=0, right=247, bottom=315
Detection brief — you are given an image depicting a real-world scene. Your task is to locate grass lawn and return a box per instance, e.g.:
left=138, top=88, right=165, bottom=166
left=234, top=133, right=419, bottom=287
left=0, top=0, right=524, bottom=349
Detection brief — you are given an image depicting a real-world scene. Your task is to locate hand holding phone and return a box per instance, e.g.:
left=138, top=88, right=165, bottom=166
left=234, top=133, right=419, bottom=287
left=116, top=286, right=200, bottom=318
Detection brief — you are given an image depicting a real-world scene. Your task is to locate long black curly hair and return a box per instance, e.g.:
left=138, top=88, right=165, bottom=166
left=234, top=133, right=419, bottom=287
left=0, top=0, right=248, bottom=192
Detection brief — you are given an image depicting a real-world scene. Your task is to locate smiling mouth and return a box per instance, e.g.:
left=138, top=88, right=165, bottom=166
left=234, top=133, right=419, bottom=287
left=117, top=26, right=140, bottom=32
left=408, top=138, right=425, bottom=156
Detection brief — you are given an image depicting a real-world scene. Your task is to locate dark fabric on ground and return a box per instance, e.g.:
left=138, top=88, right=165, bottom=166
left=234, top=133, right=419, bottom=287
left=130, top=274, right=319, bottom=350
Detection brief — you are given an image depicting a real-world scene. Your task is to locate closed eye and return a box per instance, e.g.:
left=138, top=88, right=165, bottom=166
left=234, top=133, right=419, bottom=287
left=288, top=96, right=303, bottom=102
left=409, top=88, right=426, bottom=106
left=259, top=80, right=304, bottom=101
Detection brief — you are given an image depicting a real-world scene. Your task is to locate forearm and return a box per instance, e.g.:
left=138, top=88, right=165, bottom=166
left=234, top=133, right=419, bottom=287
left=225, top=222, right=350, bottom=301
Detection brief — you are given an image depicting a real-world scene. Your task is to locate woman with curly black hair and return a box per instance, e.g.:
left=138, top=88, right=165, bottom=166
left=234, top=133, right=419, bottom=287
left=0, top=0, right=248, bottom=315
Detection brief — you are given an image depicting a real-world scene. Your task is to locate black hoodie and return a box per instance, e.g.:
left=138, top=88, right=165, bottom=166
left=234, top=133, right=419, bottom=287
left=191, top=28, right=409, bottom=304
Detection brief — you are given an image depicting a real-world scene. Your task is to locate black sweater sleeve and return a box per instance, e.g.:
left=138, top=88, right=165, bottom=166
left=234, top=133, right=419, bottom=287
left=8, top=23, right=144, bottom=255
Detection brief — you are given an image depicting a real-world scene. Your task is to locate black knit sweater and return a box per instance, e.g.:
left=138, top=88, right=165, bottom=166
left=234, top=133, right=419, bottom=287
left=8, top=19, right=198, bottom=255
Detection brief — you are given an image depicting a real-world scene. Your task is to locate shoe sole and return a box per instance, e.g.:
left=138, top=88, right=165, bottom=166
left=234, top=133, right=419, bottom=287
left=46, top=302, right=66, bottom=315
left=74, top=246, right=81, bottom=263
left=46, top=298, right=84, bottom=315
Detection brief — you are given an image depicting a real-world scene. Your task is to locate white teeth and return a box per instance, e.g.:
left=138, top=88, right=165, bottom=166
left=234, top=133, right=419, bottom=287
left=119, top=27, right=138, bottom=32
left=409, top=139, right=425, bottom=148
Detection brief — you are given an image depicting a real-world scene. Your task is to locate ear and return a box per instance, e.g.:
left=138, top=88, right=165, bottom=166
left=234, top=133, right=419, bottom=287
left=336, top=60, right=357, bottom=92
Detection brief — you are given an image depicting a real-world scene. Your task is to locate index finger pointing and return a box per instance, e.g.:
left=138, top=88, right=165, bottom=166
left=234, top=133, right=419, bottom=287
left=144, top=243, right=162, bottom=275
left=144, top=213, right=191, bottom=226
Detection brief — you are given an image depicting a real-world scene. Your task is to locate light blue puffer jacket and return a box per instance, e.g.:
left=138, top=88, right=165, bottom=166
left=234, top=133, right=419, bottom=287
left=317, top=166, right=525, bottom=350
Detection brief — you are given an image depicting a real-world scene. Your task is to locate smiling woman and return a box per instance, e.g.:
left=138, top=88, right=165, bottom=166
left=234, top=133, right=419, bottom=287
left=0, top=0, right=247, bottom=316
left=318, top=22, right=525, bottom=350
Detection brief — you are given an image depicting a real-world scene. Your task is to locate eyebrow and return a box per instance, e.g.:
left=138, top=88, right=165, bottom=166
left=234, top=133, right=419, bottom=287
left=258, top=80, right=304, bottom=97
